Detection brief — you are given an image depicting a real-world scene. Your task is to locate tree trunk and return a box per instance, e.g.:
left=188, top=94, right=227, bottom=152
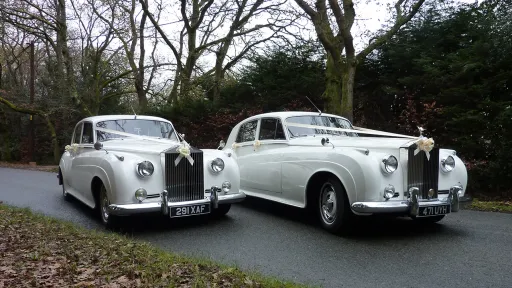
left=0, top=96, right=60, bottom=164
left=323, top=52, right=343, bottom=115
left=135, top=82, right=147, bottom=111
left=341, top=61, right=356, bottom=123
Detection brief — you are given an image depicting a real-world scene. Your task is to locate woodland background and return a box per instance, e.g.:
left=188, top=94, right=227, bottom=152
left=0, top=0, right=510, bottom=198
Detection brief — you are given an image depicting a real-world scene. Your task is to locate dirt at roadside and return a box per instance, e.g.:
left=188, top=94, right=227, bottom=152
left=0, top=161, right=59, bottom=173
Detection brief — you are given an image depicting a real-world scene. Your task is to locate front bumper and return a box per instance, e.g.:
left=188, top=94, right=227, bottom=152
left=108, top=186, right=245, bottom=216
left=351, top=185, right=462, bottom=216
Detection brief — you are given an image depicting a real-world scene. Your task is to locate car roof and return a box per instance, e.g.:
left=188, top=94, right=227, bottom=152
left=79, top=115, right=171, bottom=125
left=240, top=111, right=351, bottom=123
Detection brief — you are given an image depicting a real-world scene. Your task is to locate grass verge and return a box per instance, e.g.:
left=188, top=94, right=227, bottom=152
left=466, top=199, right=512, bottom=213
left=0, top=204, right=307, bottom=288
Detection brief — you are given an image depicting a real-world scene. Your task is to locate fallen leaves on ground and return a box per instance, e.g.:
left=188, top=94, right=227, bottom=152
left=0, top=205, right=303, bottom=288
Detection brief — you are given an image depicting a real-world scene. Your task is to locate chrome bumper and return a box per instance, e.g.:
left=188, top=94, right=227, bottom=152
left=108, top=186, right=246, bottom=216
left=351, top=185, right=462, bottom=216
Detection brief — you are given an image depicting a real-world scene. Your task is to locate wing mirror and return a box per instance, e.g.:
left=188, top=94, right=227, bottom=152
left=94, top=141, right=124, bottom=161
left=94, top=141, right=103, bottom=151
left=217, top=140, right=226, bottom=150
left=94, top=141, right=109, bottom=155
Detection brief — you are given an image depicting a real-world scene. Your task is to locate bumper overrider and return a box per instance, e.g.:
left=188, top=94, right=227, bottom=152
left=107, top=186, right=245, bottom=216
left=351, top=185, right=462, bottom=216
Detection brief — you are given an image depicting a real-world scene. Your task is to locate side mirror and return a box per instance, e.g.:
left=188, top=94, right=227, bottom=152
left=94, top=141, right=103, bottom=150
left=179, top=133, right=185, bottom=139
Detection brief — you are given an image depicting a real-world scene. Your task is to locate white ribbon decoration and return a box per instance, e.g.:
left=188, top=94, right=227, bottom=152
left=285, top=122, right=436, bottom=160
left=413, top=136, right=435, bottom=161
left=95, top=127, right=179, bottom=145
left=174, top=141, right=194, bottom=166
left=285, top=122, right=418, bottom=139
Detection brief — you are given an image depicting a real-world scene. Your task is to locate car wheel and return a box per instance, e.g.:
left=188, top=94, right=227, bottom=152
left=211, top=204, right=231, bottom=218
left=99, top=184, right=119, bottom=229
left=412, top=215, right=445, bottom=224
left=318, top=176, right=353, bottom=234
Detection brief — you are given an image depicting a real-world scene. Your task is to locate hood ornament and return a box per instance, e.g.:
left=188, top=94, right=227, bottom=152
left=417, top=126, right=425, bottom=137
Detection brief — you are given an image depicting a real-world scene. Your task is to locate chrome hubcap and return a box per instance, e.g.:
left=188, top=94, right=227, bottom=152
left=101, top=186, right=109, bottom=222
left=320, top=183, right=337, bottom=224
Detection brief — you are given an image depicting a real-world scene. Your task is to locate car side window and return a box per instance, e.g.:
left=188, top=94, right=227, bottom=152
left=259, top=118, right=286, bottom=140
left=236, top=120, right=258, bottom=143
left=82, top=122, right=94, bottom=144
left=72, top=123, right=83, bottom=144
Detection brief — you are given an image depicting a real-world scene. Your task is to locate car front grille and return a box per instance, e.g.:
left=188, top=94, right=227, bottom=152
left=407, top=144, right=440, bottom=199
left=164, top=146, right=204, bottom=202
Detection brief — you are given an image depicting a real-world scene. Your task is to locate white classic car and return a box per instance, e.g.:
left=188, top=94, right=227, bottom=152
left=221, top=111, right=467, bottom=234
left=58, top=115, right=244, bottom=228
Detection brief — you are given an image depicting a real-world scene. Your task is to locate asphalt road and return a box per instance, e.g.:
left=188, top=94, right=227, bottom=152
left=1, top=167, right=512, bottom=288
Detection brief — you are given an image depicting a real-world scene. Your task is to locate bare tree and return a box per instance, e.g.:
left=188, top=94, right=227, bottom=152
left=0, top=0, right=93, bottom=116
left=139, top=0, right=292, bottom=104
left=294, top=0, right=426, bottom=122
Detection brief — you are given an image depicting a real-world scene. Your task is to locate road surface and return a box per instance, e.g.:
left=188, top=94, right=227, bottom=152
left=1, top=167, right=511, bottom=288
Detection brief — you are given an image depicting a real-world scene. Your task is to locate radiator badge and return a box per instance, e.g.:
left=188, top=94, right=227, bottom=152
left=428, top=189, right=435, bottom=199
left=175, top=141, right=194, bottom=166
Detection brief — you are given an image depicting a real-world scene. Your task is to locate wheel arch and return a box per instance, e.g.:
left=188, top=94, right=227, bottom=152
left=90, top=172, right=110, bottom=209
left=305, top=168, right=356, bottom=209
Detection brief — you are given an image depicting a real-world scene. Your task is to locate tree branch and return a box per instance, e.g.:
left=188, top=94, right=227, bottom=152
left=357, top=0, right=425, bottom=61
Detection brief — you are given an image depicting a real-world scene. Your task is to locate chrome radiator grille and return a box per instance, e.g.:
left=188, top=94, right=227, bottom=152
left=164, top=147, right=204, bottom=202
left=407, top=144, right=440, bottom=199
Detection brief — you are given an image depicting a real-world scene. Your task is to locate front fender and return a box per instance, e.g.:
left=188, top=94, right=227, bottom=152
left=202, top=149, right=241, bottom=195
left=99, top=151, right=164, bottom=205
left=439, top=150, right=468, bottom=196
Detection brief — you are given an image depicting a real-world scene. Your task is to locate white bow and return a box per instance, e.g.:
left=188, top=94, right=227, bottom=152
left=174, top=141, right=194, bottom=166
left=414, top=136, right=435, bottom=161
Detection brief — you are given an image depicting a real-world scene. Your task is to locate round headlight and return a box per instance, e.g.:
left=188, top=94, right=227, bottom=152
left=381, top=155, right=398, bottom=174
left=137, top=161, right=154, bottom=177
left=441, top=156, right=456, bottom=172
left=135, top=188, right=147, bottom=202
left=211, top=158, right=225, bottom=173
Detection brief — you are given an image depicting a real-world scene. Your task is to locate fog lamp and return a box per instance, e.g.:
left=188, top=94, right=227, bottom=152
left=222, top=181, right=231, bottom=193
left=135, top=188, right=147, bottom=202
left=383, top=185, right=395, bottom=200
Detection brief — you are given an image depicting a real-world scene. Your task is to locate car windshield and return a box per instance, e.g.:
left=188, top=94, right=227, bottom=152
left=96, top=119, right=178, bottom=142
left=285, top=115, right=358, bottom=138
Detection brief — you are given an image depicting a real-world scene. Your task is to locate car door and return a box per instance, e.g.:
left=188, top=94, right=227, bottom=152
left=249, top=117, right=287, bottom=194
left=68, top=122, right=83, bottom=194
left=233, top=119, right=261, bottom=192
left=72, top=121, right=96, bottom=202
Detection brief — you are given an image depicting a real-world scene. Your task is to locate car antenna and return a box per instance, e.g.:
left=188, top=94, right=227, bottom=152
left=306, top=96, right=322, bottom=115
left=131, top=105, right=137, bottom=119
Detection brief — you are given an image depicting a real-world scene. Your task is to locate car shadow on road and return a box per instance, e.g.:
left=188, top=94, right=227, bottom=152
left=62, top=194, right=235, bottom=235
left=237, top=196, right=467, bottom=240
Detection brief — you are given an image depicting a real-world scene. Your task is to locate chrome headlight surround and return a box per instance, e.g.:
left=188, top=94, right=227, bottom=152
left=210, top=158, right=225, bottom=173
left=441, top=155, right=456, bottom=172
left=381, top=155, right=398, bottom=174
left=136, top=161, right=154, bottom=177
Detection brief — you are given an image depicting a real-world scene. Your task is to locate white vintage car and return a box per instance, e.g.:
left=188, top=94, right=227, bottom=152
left=221, top=111, right=467, bottom=234
left=58, top=115, right=244, bottom=228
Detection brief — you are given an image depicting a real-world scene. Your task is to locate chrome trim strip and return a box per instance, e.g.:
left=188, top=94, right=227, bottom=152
left=351, top=185, right=461, bottom=215
left=108, top=191, right=245, bottom=216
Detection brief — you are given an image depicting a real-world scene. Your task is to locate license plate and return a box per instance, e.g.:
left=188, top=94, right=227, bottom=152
left=170, top=204, right=210, bottom=218
left=418, top=205, right=450, bottom=217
